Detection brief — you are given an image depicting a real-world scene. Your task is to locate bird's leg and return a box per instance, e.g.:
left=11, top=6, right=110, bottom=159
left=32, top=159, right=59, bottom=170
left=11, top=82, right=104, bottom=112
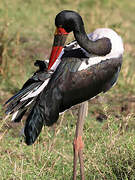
left=73, top=136, right=84, bottom=180
left=73, top=139, right=78, bottom=180
left=78, top=146, right=85, bottom=180
left=73, top=101, right=88, bottom=180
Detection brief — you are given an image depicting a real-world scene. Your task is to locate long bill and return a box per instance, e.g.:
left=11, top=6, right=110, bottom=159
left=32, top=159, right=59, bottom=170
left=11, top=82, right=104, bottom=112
left=48, top=27, right=69, bottom=70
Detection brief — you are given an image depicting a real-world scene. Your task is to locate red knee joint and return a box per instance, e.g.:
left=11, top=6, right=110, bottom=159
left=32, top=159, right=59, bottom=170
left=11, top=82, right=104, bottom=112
left=73, top=136, right=84, bottom=151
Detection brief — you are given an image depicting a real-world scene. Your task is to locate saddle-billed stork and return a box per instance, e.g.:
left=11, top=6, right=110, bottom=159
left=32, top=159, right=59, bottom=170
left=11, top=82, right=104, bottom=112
left=5, top=10, right=124, bottom=179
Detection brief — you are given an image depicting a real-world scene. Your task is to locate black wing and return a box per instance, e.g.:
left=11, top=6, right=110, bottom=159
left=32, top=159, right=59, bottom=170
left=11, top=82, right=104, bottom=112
left=5, top=60, right=52, bottom=122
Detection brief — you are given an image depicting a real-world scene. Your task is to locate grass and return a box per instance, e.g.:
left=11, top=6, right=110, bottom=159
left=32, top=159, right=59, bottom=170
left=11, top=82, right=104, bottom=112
left=0, top=0, right=135, bottom=179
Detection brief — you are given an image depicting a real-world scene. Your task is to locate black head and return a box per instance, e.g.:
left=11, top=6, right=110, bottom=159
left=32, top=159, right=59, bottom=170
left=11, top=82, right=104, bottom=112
left=55, top=10, right=84, bottom=33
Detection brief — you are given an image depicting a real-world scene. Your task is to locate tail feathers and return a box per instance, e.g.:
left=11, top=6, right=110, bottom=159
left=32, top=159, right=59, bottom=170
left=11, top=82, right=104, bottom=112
left=5, top=98, right=33, bottom=115
left=24, top=102, right=44, bottom=145
left=12, top=109, right=27, bottom=122
left=4, top=80, right=45, bottom=116
left=5, top=60, right=53, bottom=122
left=5, top=81, right=42, bottom=106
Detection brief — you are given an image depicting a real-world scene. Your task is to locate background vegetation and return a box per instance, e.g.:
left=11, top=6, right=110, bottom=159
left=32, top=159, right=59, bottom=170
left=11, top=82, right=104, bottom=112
left=0, top=0, right=135, bottom=179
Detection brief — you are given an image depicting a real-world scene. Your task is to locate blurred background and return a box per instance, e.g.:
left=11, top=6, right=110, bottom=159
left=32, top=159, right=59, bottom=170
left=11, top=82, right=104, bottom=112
left=0, top=0, right=135, bottom=179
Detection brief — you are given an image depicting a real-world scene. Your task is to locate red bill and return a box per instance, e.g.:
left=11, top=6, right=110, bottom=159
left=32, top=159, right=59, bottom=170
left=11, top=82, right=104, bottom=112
left=48, top=27, right=69, bottom=70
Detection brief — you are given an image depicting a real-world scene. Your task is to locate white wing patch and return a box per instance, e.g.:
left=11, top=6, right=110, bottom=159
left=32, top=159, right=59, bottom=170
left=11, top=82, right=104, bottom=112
left=11, top=111, right=19, bottom=121
left=21, top=78, right=50, bottom=101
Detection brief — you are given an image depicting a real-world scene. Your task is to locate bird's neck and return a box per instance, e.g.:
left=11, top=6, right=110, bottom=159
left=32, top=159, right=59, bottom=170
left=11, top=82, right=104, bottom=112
left=73, top=27, right=111, bottom=56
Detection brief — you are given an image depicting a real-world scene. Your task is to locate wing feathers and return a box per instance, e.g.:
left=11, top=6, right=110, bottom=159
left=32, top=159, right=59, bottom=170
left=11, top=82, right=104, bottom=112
left=24, top=101, right=44, bottom=145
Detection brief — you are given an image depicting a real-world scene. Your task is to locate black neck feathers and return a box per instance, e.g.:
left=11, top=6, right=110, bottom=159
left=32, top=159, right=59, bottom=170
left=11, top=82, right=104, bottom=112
left=55, top=10, right=112, bottom=56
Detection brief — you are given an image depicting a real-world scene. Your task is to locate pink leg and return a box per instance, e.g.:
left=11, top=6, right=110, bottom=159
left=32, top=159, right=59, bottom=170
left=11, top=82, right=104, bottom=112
left=73, top=136, right=84, bottom=180
left=73, top=101, right=88, bottom=180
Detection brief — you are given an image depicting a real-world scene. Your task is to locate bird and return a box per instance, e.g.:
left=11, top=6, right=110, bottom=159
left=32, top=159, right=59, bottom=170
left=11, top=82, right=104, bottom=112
left=5, top=10, right=124, bottom=179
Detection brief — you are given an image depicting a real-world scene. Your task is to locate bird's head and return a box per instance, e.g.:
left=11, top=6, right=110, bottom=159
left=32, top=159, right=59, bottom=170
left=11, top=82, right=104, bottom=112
left=55, top=10, right=83, bottom=33
left=48, top=10, right=83, bottom=69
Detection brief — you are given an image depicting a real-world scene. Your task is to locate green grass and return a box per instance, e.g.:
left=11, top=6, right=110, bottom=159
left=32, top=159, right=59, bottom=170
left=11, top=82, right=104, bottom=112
left=0, top=0, right=135, bottom=179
